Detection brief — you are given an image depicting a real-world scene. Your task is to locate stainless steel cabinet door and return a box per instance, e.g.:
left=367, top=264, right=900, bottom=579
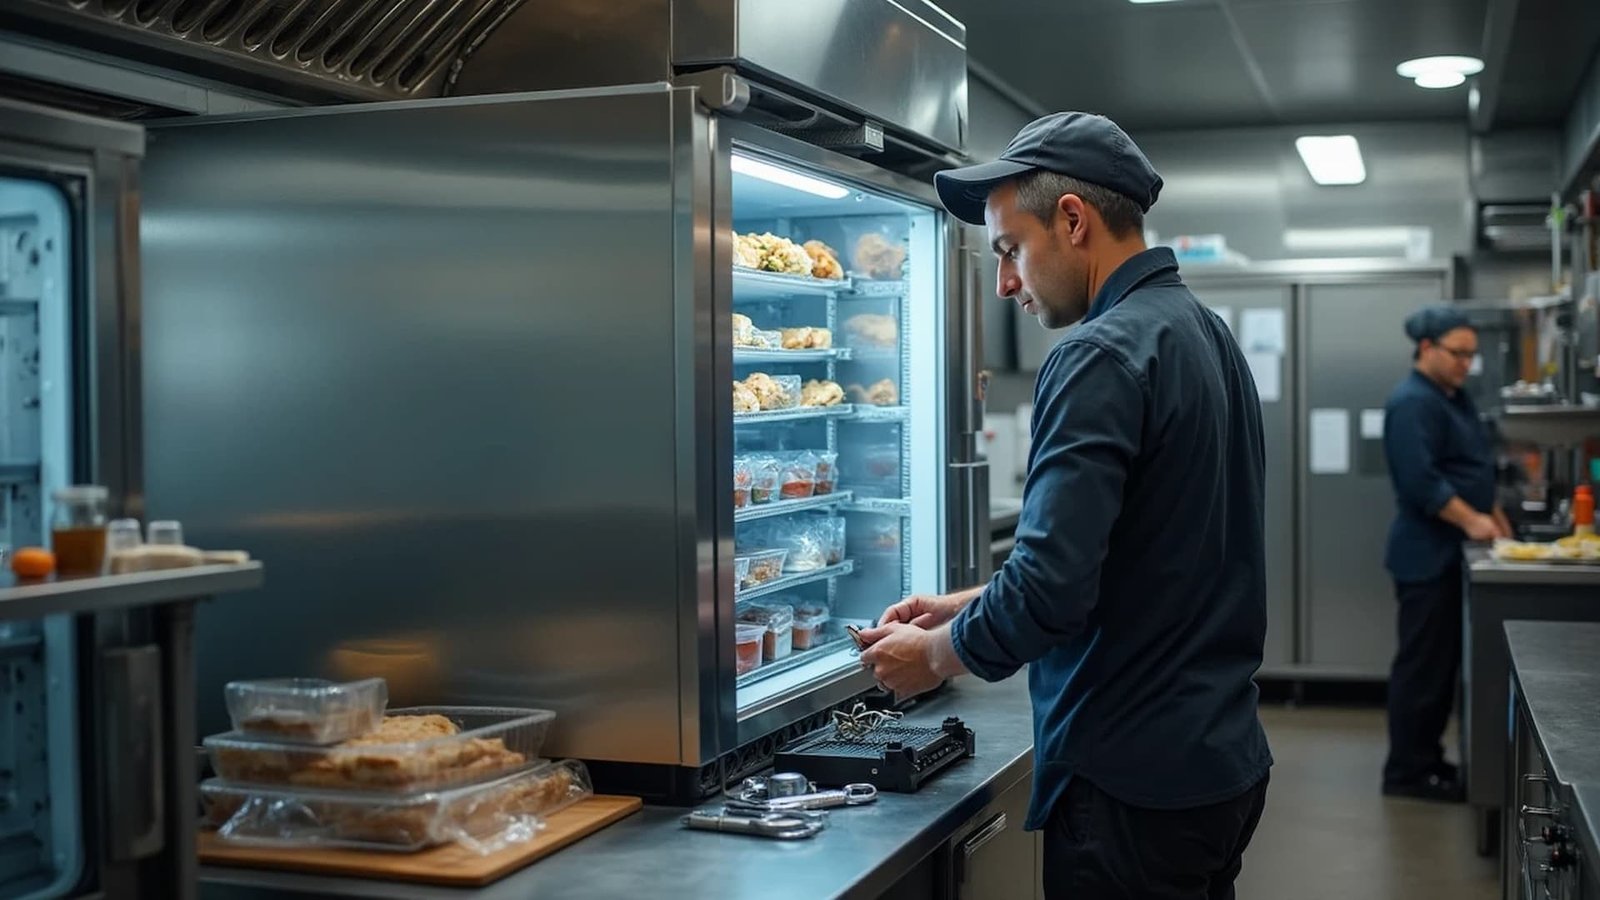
left=1185, top=285, right=1296, bottom=669
left=953, top=773, right=1035, bottom=900
left=1301, top=278, right=1445, bottom=675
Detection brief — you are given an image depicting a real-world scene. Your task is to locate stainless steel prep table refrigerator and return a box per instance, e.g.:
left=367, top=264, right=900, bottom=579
left=140, top=84, right=987, bottom=801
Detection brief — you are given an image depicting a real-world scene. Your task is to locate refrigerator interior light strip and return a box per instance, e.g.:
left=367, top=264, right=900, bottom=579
left=1294, top=135, right=1366, bottom=185
left=732, top=154, right=850, bottom=200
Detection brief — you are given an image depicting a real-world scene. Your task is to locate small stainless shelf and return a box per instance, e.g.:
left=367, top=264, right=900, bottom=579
left=843, top=277, right=909, bottom=297
left=735, top=404, right=855, bottom=425
left=735, top=491, right=853, bottom=523
left=736, top=631, right=856, bottom=689
left=0, top=562, right=264, bottom=622
left=846, top=405, right=909, bottom=423
left=843, top=498, right=912, bottom=517
left=734, top=347, right=853, bottom=364
left=733, top=269, right=851, bottom=299
left=737, top=559, right=854, bottom=603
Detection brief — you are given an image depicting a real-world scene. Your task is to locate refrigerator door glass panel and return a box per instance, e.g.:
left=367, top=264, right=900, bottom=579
left=730, top=151, right=944, bottom=714
left=0, top=175, right=83, bottom=898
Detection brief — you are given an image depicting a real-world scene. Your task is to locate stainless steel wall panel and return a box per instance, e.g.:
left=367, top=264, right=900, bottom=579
left=1301, top=277, right=1446, bottom=675
left=142, top=86, right=696, bottom=764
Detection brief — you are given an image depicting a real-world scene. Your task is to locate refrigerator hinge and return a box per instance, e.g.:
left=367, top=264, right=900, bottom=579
left=677, top=67, right=750, bottom=114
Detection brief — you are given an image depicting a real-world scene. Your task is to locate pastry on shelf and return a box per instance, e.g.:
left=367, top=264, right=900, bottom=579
left=847, top=378, right=899, bottom=407
left=733, top=232, right=813, bottom=276
left=801, top=379, right=845, bottom=407
left=852, top=233, right=906, bottom=279
left=743, top=372, right=800, bottom=410
left=803, top=240, right=845, bottom=280
left=780, top=326, right=833, bottom=350
left=844, top=313, right=897, bottom=348
left=732, top=313, right=756, bottom=347
left=733, top=381, right=760, bottom=414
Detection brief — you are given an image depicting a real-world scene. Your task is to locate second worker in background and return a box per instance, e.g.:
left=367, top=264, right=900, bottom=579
left=857, top=112, right=1274, bottom=900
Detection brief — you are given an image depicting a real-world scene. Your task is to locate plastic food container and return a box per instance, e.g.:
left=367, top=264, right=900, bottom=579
left=733, top=457, right=753, bottom=509
left=202, top=759, right=592, bottom=853
left=734, top=556, right=752, bottom=587
left=743, top=549, right=787, bottom=587
left=735, top=623, right=766, bottom=675
left=779, top=458, right=817, bottom=500
left=775, top=520, right=828, bottom=572
left=821, top=518, right=847, bottom=565
left=226, top=677, right=388, bottom=745
left=738, top=602, right=795, bottom=661
left=750, top=458, right=780, bottom=505
left=205, top=706, right=554, bottom=793
left=792, top=602, right=831, bottom=650
left=813, top=452, right=839, bottom=495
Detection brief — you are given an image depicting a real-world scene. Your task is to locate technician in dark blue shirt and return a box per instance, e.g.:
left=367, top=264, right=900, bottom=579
left=858, top=112, right=1272, bottom=900
left=1380, top=307, right=1506, bottom=802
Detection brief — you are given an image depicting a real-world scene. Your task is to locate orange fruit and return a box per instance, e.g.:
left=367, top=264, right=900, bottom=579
left=10, top=547, right=56, bottom=579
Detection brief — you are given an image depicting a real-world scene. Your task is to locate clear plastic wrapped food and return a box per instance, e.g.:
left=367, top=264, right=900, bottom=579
left=772, top=520, right=828, bottom=572
left=733, top=381, right=760, bottom=414
left=202, top=759, right=592, bottom=854
left=802, top=240, right=844, bottom=280
left=843, top=314, right=898, bottom=348
left=779, top=456, right=818, bottom=500
left=205, top=707, right=553, bottom=793
left=734, top=556, right=751, bottom=587
left=847, top=378, right=899, bottom=407
left=851, top=233, right=907, bottom=280
left=792, top=601, right=831, bottom=650
left=735, top=623, right=766, bottom=675
left=749, top=457, right=780, bottom=504
left=820, top=517, right=847, bottom=565
left=737, top=602, right=795, bottom=661
left=801, top=379, right=845, bottom=408
left=751, top=329, right=783, bottom=350
left=743, top=373, right=801, bottom=410
left=813, top=452, right=839, bottom=495
left=732, top=313, right=755, bottom=347
left=743, top=549, right=787, bottom=586
left=733, top=457, right=753, bottom=509
left=226, top=678, right=388, bottom=745
left=781, top=326, right=833, bottom=350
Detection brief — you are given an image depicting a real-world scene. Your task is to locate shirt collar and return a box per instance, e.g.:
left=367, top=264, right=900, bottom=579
left=1410, top=369, right=1474, bottom=408
left=1083, top=247, right=1181, bottom=323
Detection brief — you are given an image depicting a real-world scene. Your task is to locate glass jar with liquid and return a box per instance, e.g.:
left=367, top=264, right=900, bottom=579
left=52, top=485, right=109, bottom=577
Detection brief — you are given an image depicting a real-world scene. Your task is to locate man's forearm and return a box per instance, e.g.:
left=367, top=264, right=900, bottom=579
left=949, top=584, right=986, bottom=610
left=1437, top=496, right=1479, bottom=529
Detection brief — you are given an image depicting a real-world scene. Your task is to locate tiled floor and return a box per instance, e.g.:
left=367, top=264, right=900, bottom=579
left=1235, top=705, right=1499, bottom=900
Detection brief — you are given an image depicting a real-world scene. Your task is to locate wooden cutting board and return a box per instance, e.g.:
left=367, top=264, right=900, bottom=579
left=198, top=795, right=641, bottom=887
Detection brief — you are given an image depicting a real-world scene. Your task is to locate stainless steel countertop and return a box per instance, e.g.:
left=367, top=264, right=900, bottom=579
left=1505, top=621, right=1600, bottom=878
left=200, top=675, right=1036, bottom=900
left=1468, top=549, right=1600, bottom=586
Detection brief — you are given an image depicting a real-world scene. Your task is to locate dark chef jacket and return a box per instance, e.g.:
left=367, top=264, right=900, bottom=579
left=1382, top=370, right=1496, bottom=584
left=950, top=247, right=1273, bottom=830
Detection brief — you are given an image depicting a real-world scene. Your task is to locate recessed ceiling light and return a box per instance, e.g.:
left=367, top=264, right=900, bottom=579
left=1295, top=135, right=1366, bottom=186
left=1413, top=70, right=1467, bottom=89
left=1396, top=55, right=1484, bottom=79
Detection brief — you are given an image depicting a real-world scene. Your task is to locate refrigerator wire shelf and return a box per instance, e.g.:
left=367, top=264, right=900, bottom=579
left=733, top=269, right=852, bottom=299
left=735, top=405, right=855, bottom=426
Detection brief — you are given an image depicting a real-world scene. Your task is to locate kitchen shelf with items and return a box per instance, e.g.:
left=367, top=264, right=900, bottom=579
left=735, top=559, right=854, bottom=604
left=733, top=347, right=853, bottom=364
left=734, top=491, right=854, bottom=523
left=732, top=268, right=851, bottom=300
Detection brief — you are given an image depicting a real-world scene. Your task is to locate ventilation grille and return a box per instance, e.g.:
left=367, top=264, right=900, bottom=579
left=32, top=0, right=525, bottom=97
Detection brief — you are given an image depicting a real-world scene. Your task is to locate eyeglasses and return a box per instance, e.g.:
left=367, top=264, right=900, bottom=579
left=1434, top=344, right=1477, bottom=362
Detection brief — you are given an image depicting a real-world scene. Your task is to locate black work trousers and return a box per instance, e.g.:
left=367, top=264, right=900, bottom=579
left=1042, top=775, right=1269, bottom=900
left=1383, top=569, right=1463, bottom=785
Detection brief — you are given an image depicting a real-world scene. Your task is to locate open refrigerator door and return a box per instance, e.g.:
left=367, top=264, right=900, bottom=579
left=728, top=148, right=946, bottom=716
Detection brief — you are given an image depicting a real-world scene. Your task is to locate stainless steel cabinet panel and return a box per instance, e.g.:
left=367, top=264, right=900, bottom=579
left=143, top=86, right=696, bottom=765
left=1185, top=285, right=1296, bottom=668
left=952, top=773, right=1035, bottom=900
left=1301, top=278, right=1445, bottom=674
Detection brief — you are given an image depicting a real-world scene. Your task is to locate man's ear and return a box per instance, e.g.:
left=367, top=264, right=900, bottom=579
left=1056, top=193, right=1088, bottom=245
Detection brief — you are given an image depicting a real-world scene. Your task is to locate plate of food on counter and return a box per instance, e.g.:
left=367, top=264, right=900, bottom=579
left=1492, top=536, right=1600, bottom=564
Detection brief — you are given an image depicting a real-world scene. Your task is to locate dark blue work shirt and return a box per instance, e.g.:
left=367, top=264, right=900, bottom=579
left=951, top=247, right=1273, bottom=830
left=1382, top=371, right=1496, bottom=583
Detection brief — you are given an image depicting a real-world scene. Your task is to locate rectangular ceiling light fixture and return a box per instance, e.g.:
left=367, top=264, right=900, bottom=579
left=731, top=153, right=850, bottom=199
left=1294, top=135, right=1366, bottom=185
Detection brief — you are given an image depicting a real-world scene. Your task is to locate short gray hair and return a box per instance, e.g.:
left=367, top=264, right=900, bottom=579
left=1012, top=170, right=1145, bottom=238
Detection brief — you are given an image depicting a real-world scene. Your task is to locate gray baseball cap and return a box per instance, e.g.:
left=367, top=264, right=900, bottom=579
left=934, top=112, right=1163, bottom=225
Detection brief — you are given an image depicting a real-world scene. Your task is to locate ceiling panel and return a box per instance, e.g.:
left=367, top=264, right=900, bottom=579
left=939, top=0, right=1597, bottom=131
left=939, top=0, right=1275, bottom=129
